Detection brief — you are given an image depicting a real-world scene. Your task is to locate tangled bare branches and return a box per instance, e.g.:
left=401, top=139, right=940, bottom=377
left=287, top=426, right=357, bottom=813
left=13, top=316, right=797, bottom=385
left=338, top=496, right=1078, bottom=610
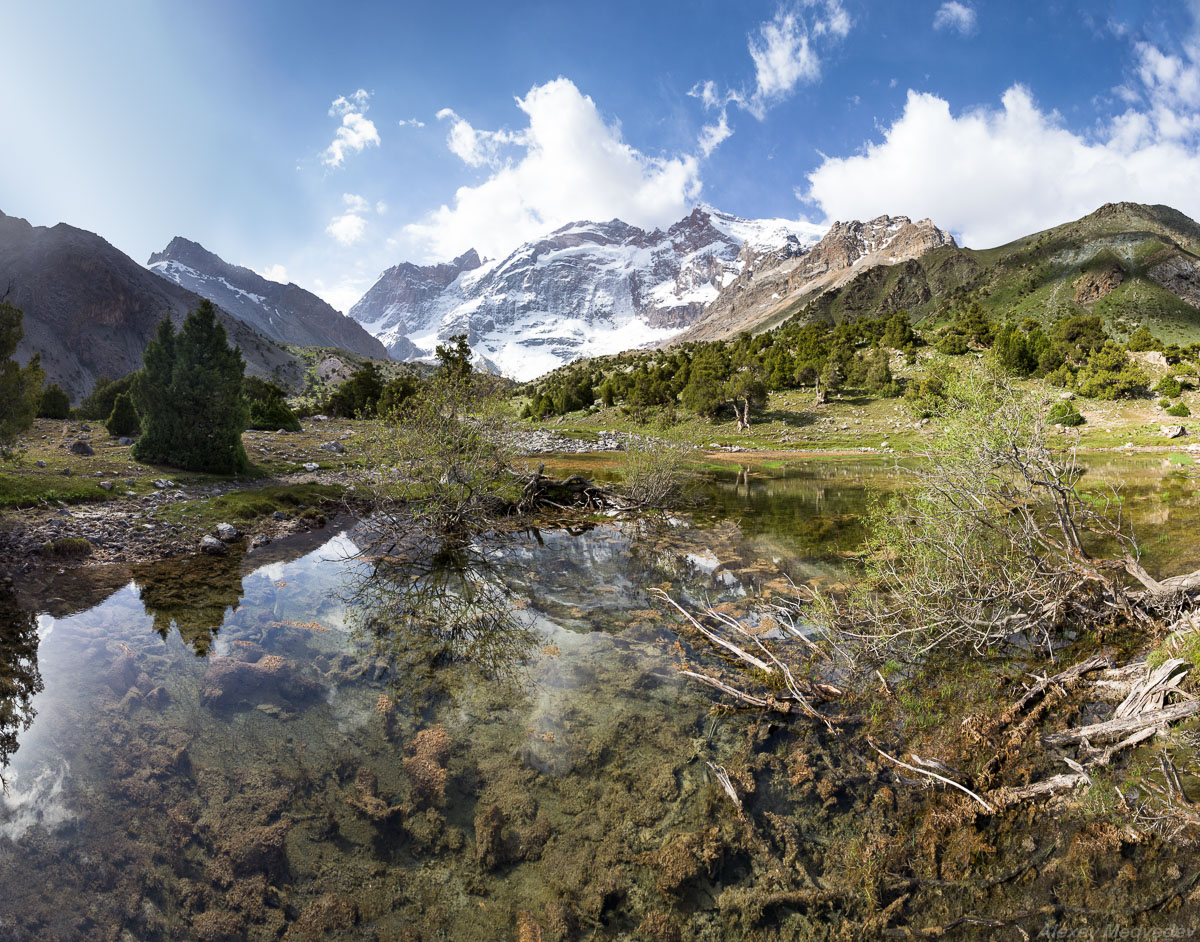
left=813, top=367, right=1175, bottom=659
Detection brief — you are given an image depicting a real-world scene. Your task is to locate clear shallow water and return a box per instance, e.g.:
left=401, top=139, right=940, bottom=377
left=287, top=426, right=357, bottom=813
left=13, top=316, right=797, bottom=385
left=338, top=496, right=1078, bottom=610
left=2, top=458, right=1199, bottom=940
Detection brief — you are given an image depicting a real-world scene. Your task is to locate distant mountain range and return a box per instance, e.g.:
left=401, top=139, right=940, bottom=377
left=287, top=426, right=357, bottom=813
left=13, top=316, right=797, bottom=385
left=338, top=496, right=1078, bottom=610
left=147, top=237, right=386, bottom=359
left=347, top=207, right=825, bottom=379
left=4, top=201, right=1199, bottom=399
left=0, top=211, right=300, bottom=401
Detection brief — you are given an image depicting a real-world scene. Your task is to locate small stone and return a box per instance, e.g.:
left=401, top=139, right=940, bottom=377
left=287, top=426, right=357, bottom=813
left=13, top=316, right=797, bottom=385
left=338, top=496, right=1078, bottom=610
left=272, top=510, right=287, bottom=521
left=69, top=440, right=94, bottom=456
left=1162, top=425, right=1187, bottom=439
left=200, top=535, right=227, bottom=556
left=60, top=467, right=73, bottom=476
left=118, top=437, right=134, bottom=446
left=34, top=460, right=46, bottom=468
left=153, top=479, right=171, bottom=489
left=303, top=462, right=319, bottom=472
left=215, top=522, right=239, bottom=542
left=320, top=441, right=345, bottom=453
left=250, top=534, right=270, bottom=549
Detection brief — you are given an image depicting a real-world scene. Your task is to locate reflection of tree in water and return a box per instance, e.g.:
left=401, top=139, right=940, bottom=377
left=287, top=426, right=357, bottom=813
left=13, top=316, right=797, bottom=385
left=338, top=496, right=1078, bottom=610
left=344, top=532, right=537, bottom=708
left=133, top=552, right=246, bottom=656
left=0, top=579, right=42, bottom=787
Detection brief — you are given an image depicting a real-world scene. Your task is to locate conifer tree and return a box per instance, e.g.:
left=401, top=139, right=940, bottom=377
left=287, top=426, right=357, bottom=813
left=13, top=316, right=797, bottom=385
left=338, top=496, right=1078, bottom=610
left=132, top=302, right=249, bottom=473
left=38, top=383, right=71, bottom=419
left=105, top=391, right=140, bottom=437
left=0, top=301, right=45, bottom=457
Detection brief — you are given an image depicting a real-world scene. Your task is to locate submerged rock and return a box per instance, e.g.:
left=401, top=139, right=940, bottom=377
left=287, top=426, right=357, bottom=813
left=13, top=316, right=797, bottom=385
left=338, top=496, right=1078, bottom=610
left=199, top=654, right=321, bottom=710
left=225, top=820, right=291, bottom=879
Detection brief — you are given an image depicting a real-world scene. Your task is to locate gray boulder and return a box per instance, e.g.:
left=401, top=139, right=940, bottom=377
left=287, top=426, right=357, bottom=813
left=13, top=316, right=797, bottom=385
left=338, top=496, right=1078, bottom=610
left=69, top=440, right=94, bottom=456
left=200, top=535, right=227, bottom=555
left=215, top=522, right=240, bottom=542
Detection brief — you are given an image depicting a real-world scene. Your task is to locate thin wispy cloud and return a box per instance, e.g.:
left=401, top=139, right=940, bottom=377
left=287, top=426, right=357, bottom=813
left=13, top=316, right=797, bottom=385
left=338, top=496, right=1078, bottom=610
left=933, top=2, right=978, bottom=37
left=689, top=1, right=851, bottom=158
left=322, top=89, right=380, bottom=167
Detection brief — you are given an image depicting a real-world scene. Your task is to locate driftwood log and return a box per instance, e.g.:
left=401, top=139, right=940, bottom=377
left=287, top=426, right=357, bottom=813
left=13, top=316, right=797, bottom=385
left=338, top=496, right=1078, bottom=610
left=514, top=463, right=632, bottom=513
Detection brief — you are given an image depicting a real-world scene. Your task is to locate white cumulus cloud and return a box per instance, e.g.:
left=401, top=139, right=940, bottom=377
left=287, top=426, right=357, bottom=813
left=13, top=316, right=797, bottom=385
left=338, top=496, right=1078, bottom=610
left=406, top=78, right=703, bottom=261
left=322, top=89, right=380, bottom=167
left=933, top=2, right=978, bottom=37
left=397, top=117, right=426, bottom=128
left=326, top=213, right=367, bottom=245
left=325, top=193, right=385, bottom=246
left=803, top=81, right=1200, bottom=249
left=257, top=264, right=289, bottom=284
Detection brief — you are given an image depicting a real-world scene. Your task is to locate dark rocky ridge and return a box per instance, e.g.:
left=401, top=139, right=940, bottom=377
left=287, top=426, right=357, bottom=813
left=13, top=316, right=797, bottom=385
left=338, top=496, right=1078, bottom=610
left=0, top=210, right=301, bottom=401
left=147, top=236, right=388, bottom=359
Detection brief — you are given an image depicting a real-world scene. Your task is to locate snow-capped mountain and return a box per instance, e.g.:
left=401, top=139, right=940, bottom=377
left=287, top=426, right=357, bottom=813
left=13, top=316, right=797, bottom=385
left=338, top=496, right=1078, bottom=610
left=147, top=237, right=388, bottom=359
left=348, top=207, right=824, bottom=380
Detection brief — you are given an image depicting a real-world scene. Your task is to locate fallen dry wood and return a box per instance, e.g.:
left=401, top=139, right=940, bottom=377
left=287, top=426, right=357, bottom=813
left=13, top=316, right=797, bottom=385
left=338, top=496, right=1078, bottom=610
left=1115, top=658, right=1190, bottom=718
left=869, top=740, right=995, bottom=812
left=656, top=591, right=773, bottom=673
left=1043, top=700, right=1200, bottom=746
left=1084, top=726, right=1158, bottom=767
left=678, top=670, right=790, bottom=713
left=1002, top=651, right=1112, bottom=724
left=988, top=772, right=1088, bottom=804
left=705, top=761, right=743, bottom=811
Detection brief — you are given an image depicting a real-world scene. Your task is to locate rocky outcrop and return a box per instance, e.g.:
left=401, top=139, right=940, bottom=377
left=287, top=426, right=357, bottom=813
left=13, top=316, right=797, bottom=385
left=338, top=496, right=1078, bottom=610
left=674, top=215, right=956, bottom=343
left=0, top=210, right=300, bottom=401
left=1149, top=255, right=1200, bottom=308
left=147, top=237, right=388, bottom=358
left=1074, top=262, right=1126, bottom=303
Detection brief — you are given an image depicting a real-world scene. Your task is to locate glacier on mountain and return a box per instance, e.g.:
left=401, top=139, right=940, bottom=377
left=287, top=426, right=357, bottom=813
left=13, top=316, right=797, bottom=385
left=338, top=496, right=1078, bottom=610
left=348, top=206, right=823, bottom=380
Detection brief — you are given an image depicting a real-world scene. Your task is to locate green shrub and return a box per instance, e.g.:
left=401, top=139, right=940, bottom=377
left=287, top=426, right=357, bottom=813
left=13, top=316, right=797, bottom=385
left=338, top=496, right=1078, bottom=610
left=106, top=391, right=141, bottom=437
left=1159, top=398, right=1173, bottom=408
left=38, top=383, right=71, bottom=419
left=1155, top=375, right=1183, bottom=398
left=79, top=373, right=136, bottom=420
left=1048, top=400, right=1085, bottom=426
left=1166, top=403, right=1191, bottom=417
left=1126, top=326, right=1159, bottom=352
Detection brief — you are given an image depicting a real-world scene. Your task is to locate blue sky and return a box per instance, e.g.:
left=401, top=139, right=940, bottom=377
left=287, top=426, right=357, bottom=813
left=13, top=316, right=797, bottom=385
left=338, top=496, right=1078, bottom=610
left=3, top=0, right=1199, bottom=312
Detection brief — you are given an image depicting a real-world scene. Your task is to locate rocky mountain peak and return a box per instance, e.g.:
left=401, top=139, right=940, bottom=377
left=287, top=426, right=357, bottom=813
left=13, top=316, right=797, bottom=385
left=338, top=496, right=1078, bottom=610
left=147, top=238, right=387, bottom=359
left=347, top=206, right=821, bottom=379
left=672, top=214, right=955, bottom=345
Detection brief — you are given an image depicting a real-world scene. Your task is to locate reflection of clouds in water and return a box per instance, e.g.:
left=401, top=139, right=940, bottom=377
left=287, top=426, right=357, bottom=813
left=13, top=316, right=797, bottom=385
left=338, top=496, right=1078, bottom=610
left=0, top=763, right=74, bottom=839
left=36, top=613, right=55, bottom=642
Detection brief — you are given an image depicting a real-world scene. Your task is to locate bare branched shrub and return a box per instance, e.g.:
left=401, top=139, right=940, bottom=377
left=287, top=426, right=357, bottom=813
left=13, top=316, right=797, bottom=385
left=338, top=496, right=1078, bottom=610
left=814, top=366, right=1157, bottom=659
left=616, top=439, right=696, bottom=509
left=360, top=377, right=519, bottom=533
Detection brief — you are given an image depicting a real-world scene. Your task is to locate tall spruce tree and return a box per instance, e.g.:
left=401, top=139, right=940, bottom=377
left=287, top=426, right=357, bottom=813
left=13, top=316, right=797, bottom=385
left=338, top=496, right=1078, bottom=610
left=132, top=302, right=249, bottom=473
left=0, top=300, right=45, bottom=457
